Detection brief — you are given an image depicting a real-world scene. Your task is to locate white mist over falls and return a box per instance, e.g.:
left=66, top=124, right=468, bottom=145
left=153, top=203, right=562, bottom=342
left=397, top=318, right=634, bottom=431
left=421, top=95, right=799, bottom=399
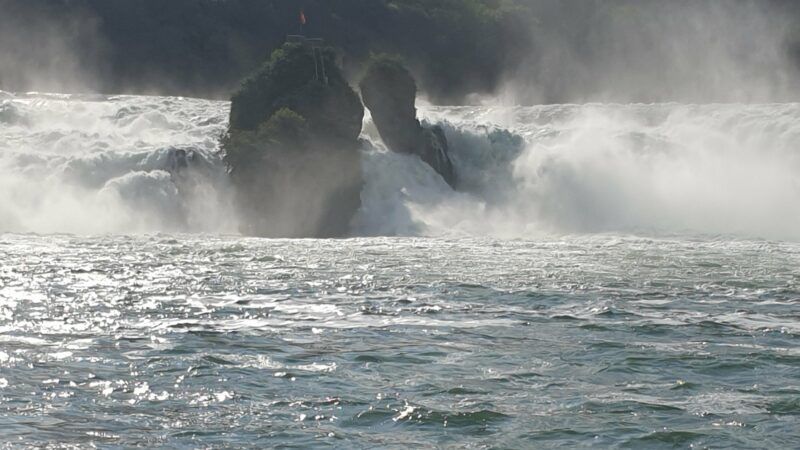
left=5, top=2, right=800, bottom=446
left=1, top=90, right=799, bottom=240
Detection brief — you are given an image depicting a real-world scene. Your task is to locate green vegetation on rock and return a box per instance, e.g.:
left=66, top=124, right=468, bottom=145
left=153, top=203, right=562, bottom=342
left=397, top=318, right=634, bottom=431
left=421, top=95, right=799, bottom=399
left=223, top=43, right=364, bottom=238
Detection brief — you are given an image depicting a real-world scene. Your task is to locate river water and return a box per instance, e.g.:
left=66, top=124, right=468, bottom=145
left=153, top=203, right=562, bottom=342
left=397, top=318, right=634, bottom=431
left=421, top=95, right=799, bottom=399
left=1, top=234, right=799, bottom=448
left=1, top=92, right=799, bottom=447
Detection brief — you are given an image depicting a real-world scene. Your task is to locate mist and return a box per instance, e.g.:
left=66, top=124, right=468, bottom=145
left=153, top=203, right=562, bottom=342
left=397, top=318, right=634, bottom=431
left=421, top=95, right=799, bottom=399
left=497, top=0, right=800, bottom=104
left=0, top=92, right=237, bottom=235
left=0, top=1, right=109, bottom=94
left=2, top=0, right=800, bottom=239
left=381, top=102, right=800, bottom=241
left=3, top=0, right=800, bottom=104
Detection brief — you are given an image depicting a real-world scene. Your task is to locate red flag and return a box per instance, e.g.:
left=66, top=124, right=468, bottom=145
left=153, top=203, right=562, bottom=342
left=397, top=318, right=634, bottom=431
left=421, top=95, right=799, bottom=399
left=300, top=10, right=307, bottom=25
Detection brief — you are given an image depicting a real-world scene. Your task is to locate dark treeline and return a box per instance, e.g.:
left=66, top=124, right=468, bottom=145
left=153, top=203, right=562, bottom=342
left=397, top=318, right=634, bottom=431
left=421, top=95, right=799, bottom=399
left=0, top=0, right=530, bottom=102
left=3, top=0, right=800, bottom=103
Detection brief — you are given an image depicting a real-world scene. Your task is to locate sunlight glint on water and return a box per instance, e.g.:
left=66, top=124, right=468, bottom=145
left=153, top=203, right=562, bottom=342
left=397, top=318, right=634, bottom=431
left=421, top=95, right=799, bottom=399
left=0, top=235, right=799, bottom=447
left=1, top=92, right=800, bottom=447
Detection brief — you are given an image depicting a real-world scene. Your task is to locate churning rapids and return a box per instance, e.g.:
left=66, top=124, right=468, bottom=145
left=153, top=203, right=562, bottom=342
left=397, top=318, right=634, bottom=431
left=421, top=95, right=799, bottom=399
left=2, top=91, right=800, bottom=239
left=1, top=91, right=799, bottom=448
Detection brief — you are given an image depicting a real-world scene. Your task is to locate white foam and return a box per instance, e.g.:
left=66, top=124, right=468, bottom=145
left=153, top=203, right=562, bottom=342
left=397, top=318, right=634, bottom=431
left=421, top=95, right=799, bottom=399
left=2, top=92, right=799, bottom=239
left=0, top=92, right=236, bottom=234
left=380, top=103, right=800, bottom=240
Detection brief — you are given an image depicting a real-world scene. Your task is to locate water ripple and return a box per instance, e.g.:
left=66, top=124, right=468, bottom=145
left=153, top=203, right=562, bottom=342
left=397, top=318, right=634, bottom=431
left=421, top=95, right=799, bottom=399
left=0, top=234, right=799, bottom=447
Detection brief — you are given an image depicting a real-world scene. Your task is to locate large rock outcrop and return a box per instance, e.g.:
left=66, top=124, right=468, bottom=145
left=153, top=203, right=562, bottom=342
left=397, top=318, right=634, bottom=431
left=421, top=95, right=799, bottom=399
left=224, top=43, right=364, bottom=238
left=359, top=55, right=456, bottom=187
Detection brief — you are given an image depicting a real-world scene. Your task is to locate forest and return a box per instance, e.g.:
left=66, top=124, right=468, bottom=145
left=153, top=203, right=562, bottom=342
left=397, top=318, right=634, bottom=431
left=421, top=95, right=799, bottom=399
left=3, top=0, right=800, bottom=103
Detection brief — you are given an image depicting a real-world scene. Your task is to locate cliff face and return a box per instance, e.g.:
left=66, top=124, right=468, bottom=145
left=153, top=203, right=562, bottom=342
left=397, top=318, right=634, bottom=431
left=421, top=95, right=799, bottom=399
left=224, top=43, right=364, bottom=238
left=359, top=55, right=456, bottom=187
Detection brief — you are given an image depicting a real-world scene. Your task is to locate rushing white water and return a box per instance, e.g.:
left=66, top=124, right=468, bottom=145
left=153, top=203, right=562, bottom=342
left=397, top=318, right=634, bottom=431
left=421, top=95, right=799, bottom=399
left=413, top=104, right=800, bottom=239
left=0, top=92, right=235, bottom=234
left=3, top=91, right=800, bottom=448
left=1, top=90, right=799, bottom=239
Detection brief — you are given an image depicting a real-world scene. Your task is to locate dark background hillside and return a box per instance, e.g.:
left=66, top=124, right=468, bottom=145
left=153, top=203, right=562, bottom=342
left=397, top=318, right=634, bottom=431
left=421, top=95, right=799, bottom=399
left=0, top=0, right=531, bottom=102
left=3, top=0, right=800, bottom=103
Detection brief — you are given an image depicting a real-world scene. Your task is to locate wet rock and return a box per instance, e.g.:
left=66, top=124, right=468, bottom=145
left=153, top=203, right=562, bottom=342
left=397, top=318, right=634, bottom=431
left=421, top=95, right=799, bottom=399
left=359, top=55, right=456, bottom=187
left=224, top=43, right=364, bottom=238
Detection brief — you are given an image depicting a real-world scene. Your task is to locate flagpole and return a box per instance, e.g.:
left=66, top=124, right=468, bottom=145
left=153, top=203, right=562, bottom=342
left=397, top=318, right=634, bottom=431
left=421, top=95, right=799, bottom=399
left=300, top=10, right=306, bottom=36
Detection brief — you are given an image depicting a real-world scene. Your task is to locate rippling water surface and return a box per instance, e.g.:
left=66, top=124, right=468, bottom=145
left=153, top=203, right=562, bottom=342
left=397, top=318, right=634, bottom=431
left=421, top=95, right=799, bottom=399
left=1, top=233, right=799, bottom=448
